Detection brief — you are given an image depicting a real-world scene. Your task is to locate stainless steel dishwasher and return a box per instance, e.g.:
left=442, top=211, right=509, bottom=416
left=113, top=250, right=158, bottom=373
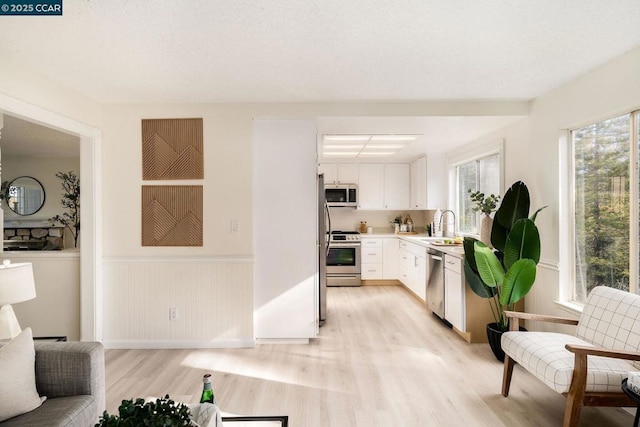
left=426, top=248, right=445, bottom=320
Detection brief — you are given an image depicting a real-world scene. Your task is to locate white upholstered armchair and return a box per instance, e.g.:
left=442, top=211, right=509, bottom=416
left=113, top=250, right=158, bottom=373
left=500, top=286, right=640, bottom=427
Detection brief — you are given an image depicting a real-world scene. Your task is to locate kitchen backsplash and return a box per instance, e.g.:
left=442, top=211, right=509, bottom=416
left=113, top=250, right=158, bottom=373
left=329, top=208, right=437, bottom=233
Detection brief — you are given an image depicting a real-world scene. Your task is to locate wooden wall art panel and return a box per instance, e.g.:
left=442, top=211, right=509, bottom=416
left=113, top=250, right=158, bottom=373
left=142, top=186, right=203, bottom=247
left=142, top=118, right=204, bottom=180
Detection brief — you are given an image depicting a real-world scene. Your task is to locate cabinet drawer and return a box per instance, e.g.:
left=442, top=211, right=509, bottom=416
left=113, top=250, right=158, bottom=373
left=362, top=264, right=383, bottom=280
left=444, top=254, right=462, bottom=275
left=362, top=250, right=382, bottom=264
left=400, top=240, right=426, bottom=257
left=361, top=238, right=382, bottom=248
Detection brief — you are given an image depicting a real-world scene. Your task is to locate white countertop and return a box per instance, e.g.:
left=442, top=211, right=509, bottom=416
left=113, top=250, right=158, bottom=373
left=360, top=231, right=465, bottom=258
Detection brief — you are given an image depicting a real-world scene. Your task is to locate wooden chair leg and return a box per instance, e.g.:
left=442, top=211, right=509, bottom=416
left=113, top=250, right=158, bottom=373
left=563, top=353, right=588, bottom=427
left=502, top=354, right=515, bottom=397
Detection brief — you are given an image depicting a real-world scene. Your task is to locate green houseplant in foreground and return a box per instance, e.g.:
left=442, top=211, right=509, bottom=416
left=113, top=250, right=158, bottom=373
left=463, top=181, right=546, bottom=359
left=96, top=395, right=194, bottom=426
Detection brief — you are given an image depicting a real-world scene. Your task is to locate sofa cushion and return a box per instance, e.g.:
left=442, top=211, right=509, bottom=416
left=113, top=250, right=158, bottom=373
left=576, top=286, right=640, bottom=370
left=502, top=331, right=636, bottom=393
left=0, top=396, right=96, bottom=427
left=0, top=328, right=43, bottom=422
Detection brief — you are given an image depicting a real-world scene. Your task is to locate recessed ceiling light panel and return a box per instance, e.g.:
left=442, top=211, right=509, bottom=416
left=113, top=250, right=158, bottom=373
left=321, top=134, right=420, bottom=159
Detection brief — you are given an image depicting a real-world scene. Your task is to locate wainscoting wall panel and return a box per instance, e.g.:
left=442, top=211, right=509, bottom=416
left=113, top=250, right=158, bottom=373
left=103, top=257, right=253, bottom=348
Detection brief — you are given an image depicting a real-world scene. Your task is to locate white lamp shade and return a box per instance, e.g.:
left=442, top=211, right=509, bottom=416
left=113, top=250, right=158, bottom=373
left=0, top=262, right=36, bottom=305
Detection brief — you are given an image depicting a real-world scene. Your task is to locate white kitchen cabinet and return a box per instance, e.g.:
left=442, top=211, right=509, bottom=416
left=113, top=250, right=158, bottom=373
left=398, top=240, right=427, bottom=302
left=337, top=163, right=358, bottom=184
left=362, top=237, right=401, bottom=281
left=384, top=164, right=410, bottom=209
left=399, top=248, right=413, bottom=288
left=358, top=164, right=385, bottom=209
left=318, top=163, right=358, bottom=184
left=358, top=163, right=410, bottom=210
left=318, top=163, right=337, bottom=184
left=426, top=154, right=447, bottom=209
left=410, top=156, right=428, bottom=209
left=361, top=238, right=383, bottom=280
left=382, top=238, right=400, bottom=279
left=444, top=254, right=464, bottom=331
left=414, top=253, right=427, bottom=301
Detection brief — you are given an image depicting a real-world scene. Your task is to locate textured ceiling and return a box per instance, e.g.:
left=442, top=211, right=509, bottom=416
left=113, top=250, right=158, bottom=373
left=0, top=0, right=638, bottom=103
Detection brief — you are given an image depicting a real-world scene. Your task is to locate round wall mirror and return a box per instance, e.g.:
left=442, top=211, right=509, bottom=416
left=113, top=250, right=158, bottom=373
left=6, top=176, right=46, bottom=216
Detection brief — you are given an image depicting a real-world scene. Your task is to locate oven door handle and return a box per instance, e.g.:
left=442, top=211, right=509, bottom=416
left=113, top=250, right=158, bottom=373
left=328, top=242, right=361, bottom=248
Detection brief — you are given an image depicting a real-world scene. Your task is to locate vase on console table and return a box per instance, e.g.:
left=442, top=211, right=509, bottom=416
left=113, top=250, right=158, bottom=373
left=480, top=214, right=493, bottom=248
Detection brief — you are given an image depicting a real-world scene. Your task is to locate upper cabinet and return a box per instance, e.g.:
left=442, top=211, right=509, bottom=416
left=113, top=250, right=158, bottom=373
left=409, top=155, right=447, bottom=210
left=321, top=155, right=446, bottom=211
left=410, top=157, right=427, bottom=209
left=384, top=164, right=410, bottom=210
left=358, top=163, right=410, bottom=210
left=319, top=163, right=358, bottom=184
left=426, top=154, right=447, bottom=210
left=358, top=164, right=385, bottom=209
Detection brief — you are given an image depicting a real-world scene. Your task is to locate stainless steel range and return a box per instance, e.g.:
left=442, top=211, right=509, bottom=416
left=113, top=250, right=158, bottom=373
left=326, top=231, right=361, bottom=287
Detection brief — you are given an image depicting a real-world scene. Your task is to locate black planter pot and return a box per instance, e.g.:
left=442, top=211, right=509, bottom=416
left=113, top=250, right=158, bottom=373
left=486, top=322, right=527, bottom=362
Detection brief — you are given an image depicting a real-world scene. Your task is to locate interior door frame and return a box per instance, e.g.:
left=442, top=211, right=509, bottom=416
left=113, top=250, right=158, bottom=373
left=0, top=93, right=102, bottom=342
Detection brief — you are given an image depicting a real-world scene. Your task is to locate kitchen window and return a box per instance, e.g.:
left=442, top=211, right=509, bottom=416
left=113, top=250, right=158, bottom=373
left=567, top=112, right=639, bottom=304
left=455, top=153, right=501, bottom=234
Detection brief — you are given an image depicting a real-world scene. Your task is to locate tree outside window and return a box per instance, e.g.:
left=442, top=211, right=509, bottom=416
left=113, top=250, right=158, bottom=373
left=572, top=114, right=630, bottom=303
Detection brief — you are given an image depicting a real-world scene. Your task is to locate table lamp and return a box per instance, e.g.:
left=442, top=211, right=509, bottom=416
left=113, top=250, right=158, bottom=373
left=0, top=260, right=36, bottom=340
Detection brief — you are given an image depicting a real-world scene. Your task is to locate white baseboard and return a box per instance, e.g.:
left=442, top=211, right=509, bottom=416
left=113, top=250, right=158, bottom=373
left=103, top=338, right=255, bottom=349
left=255, top=338, right=310, bottom=345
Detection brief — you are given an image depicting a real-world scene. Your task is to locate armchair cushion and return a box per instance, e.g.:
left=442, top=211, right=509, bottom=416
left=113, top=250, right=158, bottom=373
left=0, top=328, right=43, bottom=422
left=502, top=331, right=635, bottom=393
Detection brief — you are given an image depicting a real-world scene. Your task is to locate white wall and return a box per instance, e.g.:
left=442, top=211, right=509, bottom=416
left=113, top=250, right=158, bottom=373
left=253, top=119, right=318, bottom=340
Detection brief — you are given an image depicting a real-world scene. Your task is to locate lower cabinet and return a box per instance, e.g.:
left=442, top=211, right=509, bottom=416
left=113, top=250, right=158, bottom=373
left=444, top=254, right=464, bottom=331
left=361, top=238, right=383, bottom=280
left=398, top=241, right=426, bottom=302
left=382, top=238, right=400, bottom=279
left=443, top=253, right=501, bottom=343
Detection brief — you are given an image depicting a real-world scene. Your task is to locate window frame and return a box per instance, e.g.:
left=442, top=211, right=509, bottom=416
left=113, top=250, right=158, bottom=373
left=559, top=110, right=640, bottom=309
left=448, top=139, right=504, bottom=237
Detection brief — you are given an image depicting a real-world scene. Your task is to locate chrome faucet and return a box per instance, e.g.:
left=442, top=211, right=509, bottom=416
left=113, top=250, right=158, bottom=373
left=439, top=210, right=456, bottom=238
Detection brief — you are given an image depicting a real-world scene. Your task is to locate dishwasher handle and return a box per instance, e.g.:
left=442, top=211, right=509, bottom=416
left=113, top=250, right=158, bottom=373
left=429, top=254, right=443, bottom=261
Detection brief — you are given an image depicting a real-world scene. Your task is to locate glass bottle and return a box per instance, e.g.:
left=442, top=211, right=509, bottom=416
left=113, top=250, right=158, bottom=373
left=200, top=373, right=215, bottom=404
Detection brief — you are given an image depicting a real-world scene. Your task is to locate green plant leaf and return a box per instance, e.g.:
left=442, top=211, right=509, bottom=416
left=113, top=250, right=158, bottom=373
left=463, top=236, right=479, bottom=272
left=529, top=205, right=548, bottom=222
left=503, top=218, right=541, bottom=268
left=491, top=181, right=530, bottom=251
left=499, top=259, right=537, bottom=306
left=464, top=261, right=496, bottom=299
left=474, top=241, right=504, bottom=287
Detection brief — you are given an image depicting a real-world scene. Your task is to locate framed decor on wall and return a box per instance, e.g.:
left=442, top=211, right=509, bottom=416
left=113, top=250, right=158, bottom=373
left=141, top=185, right=203, bottom=247
left=141, top=118, right=204, bottom=180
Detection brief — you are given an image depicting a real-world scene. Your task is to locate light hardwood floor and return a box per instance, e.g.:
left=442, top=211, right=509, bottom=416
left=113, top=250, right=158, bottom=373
left=105, top=286, right=634, bottom=426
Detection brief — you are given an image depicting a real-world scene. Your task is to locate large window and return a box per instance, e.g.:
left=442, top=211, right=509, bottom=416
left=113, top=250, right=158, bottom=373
left=456, top=153, right=501, bottom=234
left=570, top=112, right=638, bottom=303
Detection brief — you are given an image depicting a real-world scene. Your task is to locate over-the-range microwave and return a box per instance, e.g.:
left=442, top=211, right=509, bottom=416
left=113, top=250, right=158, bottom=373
left=325, top=184, right=357, bottom=207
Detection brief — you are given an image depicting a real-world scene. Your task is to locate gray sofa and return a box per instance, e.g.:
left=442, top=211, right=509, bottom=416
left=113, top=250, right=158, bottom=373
left=1, top=341, right=105, bottom=427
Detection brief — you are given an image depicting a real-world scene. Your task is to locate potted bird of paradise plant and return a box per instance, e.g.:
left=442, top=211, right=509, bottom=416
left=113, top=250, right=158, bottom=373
left=463, top=181, right=546, bottom=361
